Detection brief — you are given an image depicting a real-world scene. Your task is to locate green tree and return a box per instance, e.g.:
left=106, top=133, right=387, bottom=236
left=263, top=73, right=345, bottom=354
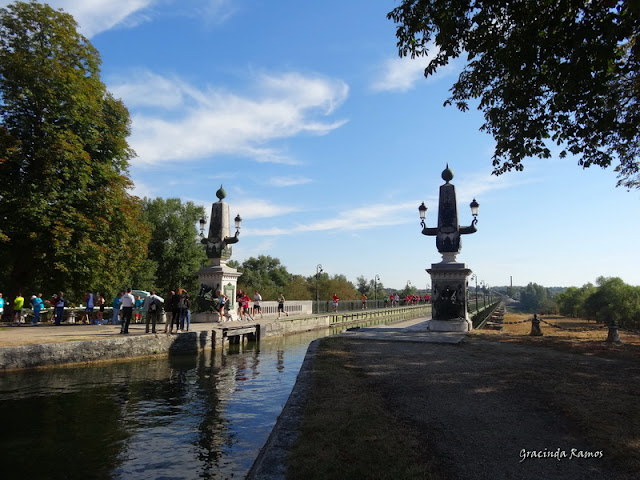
left=399, top=283, right=418, bottom=298
left=388, top=1, right=640, bottom=188
left=235, top=255, right=291, bottom=300
left=583, top=277, right=640, bottom=327
left=287, top=274, right=313, bottom=300
left=555, top=283, right=595, bottom=318
left=324, top=274, right=358, bottom=301
left=519, top=282, right=550, bottom=312
left=0, top=1, right=149, bottom=302
left=140, top=197, right=207, bottom=297
left=356, top=276, right=369, bottom=295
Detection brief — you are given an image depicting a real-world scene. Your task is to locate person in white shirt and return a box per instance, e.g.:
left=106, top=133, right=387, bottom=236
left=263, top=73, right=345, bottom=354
left=144, top=291, right=161, bottom=334
left=253, top=291, right=263, bottom=319
left=120, top=288, right=135, bottom=334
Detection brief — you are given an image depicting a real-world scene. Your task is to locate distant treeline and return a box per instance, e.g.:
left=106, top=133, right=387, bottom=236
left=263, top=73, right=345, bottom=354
left=555, top=277, right=640, bottom=329
left=495, top=278, right=640, bottom=329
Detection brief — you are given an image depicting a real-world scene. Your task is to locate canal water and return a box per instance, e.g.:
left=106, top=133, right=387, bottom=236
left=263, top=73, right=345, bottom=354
left=0, top=315, right=424, bottom=479
left=0, top=328, right=333, bottom=480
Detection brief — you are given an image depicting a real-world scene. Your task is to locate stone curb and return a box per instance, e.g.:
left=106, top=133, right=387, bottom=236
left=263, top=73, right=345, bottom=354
left=0, top=331, right=209, bottom=371
left=246, top=338, right=319, bottom=479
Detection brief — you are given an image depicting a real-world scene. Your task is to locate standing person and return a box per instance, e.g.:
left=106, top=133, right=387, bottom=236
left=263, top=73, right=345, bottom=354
left=236, top=290, right=244, bottom=318
left=0, top=293, right=5, bottom=321
left=54, top=292, right=66, bottom=326
left=119, top=288, right=135, bottom=334
left=383, top=294, right=389, bottom=308
left=332, top=293, right=339, bottom=312
left=169, top=289, right=181, bottom=333
left=277, top=292, right=288, bottom=318
left=13, top=293, right=24, bottom=323
left=361, top=293, right=367, bottom=310
left=145, top=290, right=162, bottom=334
left=181, top=291, right=191, bottom=332
left=253, top=291, right=263, bottom=319
left=164, top=290, right=174, bottom=333
left=81, top=291, right=95, bottom=324
left=218, top=291, right=228, bottom=323
left=96, top=294, right=105, bottom=325
left=31, top=293, right=44, bottom=325
left=178, top=290, right=190, bottom=331
left=134, top=295, right=143, bottom=323
left=241, top=292, right=253, bottom=321
left=111, top=292, right=122, bottom=325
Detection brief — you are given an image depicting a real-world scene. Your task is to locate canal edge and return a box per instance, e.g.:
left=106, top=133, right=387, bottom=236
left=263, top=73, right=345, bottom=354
left=246, top=338, right=320, bottom=480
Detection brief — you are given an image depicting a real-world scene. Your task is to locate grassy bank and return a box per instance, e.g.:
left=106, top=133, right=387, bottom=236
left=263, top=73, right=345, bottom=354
left=287, top=337, right=439, bottom=480
left=287, top=314, right=640, bottom=478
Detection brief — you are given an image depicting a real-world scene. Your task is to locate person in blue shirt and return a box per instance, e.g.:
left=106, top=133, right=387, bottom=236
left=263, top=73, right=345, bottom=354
left=31, top=293, right=44, bottom=325
left=0, top=293, right=5, bottom=321
left=112, top=292, right=122, bottom=325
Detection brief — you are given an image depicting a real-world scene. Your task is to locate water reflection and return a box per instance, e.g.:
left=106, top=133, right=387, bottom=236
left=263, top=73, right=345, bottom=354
left=0, top=329, right=328, bottom=479
left=0, top=316, right=417, bottom=479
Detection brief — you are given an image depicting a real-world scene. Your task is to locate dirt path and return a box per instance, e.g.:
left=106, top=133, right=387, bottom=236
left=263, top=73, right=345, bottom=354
left=345, top=336, right=638, bottom=479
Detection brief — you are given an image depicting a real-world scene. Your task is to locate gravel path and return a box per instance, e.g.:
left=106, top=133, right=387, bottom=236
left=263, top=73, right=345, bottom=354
left=346, top=336, right=637, bottom=479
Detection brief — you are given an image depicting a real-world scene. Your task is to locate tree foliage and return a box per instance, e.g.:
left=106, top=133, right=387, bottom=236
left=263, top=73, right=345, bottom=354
left=519, top=282, right=555, bottom=313
left=0, top=1, right=148, bottom=301
left=235, top=255, right=291, bottom=300
left=555, top=283, right=595, bottom=317
left=583, top=276, right=640, bottom=326
left=388, top=0, right=640, bottom=188
left=139, top=197, right=207, bottom=297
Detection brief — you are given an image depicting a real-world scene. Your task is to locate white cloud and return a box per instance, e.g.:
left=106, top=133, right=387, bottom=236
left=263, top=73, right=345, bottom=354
left=111, top=70, right=349, bottom=166
left=222, top=198, right=301, bottom=220
left=34, top=0, right=155, bottom=37
left=371, top=46, right=459, bottom=93
left=249, top=201, right=416, bottom=237
left=0, top=0, right=238, bottom=38
left=371, top=56, right=428, bottom=93
left=268, top=176, right=313, bottom=187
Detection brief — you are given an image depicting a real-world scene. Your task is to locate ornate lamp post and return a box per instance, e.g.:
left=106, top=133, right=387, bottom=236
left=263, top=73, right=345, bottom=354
left=470, top=274, right=478, bottom=312
left=316, top=264, right=323, bottom=312
left=480, top=281, right=486, bottom=308
left=374, top=274, right=380, bottom=306
left=196, top=185, right=243, bottom=321
left=420, top=165, right=480, bottom=332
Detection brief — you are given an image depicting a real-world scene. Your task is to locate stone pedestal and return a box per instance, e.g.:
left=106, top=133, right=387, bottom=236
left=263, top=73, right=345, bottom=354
left=197, top=259, right=242, bottom=322
left=427, top=260, right=472, bottom=332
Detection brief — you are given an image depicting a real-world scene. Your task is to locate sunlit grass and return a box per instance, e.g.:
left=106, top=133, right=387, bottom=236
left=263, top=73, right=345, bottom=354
left=288, top=337, right=439, bottom=480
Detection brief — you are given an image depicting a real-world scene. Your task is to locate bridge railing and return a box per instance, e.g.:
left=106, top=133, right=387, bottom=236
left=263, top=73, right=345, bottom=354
left=328, top=304, right=431, bottom=325
left=313, top=299, right=430, bottom=314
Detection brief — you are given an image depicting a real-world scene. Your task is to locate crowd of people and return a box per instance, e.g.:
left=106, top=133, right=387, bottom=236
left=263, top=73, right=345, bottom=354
left=0, top=288, right=191, bottom=334
left=0, top=288, right=431, bottom=328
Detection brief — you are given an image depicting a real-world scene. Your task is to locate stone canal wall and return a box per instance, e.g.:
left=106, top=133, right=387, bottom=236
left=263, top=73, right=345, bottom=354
left=0, top=330, right=212, bottom=371
left=0, top=307, right=428, bottom=371
left=0, top=315, right=332, bottom=371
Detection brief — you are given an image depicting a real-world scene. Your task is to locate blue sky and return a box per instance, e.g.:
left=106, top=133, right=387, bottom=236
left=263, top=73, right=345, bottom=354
left=8, top=0, right=640, bottom=290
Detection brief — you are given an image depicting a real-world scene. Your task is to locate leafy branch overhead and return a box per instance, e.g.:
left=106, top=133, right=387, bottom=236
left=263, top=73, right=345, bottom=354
left=388, top=0, right=640, bottom=188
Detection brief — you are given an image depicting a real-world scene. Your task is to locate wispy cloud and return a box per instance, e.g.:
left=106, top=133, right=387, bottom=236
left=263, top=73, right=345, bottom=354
left=110, top=70, right=349, bottom=166
left=0, top=0, right=239, bottom=38
left=371, top=56, right=428, bottom=93
left=221, top=198, right=301, bottom=220
left=249, top=201, right=416, bottom=237
left=30, top=0, right=155, bottom=37
left=371, top=47, right=458, bottom=93
left=268, top=176, right=313, bottom=187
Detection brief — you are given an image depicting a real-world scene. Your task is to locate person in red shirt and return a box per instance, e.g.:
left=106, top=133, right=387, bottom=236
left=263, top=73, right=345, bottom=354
left=332, top=294, right=339, bottom=312
left=241, top=293, right=253, bottom=321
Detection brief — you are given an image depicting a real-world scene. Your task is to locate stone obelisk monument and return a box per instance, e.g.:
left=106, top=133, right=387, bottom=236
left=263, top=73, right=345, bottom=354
left=197, top=186, right=242, bottom=321
left=420, top=166, right=479, bottom=332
